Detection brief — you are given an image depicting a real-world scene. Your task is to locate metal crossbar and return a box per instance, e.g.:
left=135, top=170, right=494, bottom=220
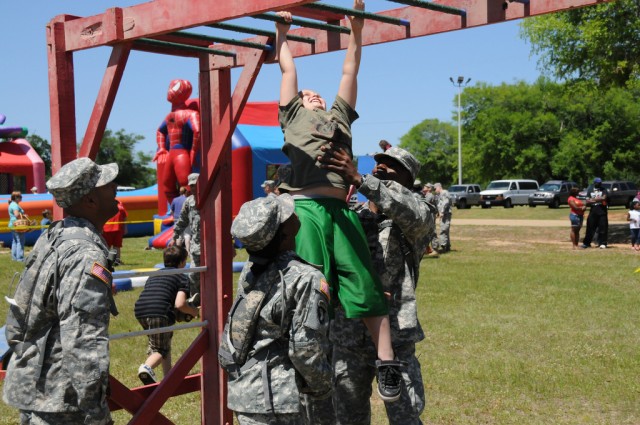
left=304, top=3, right=410, bottom=26
left=253, top=13, right=351, bottom=34
left=170, top=31, right=273, bottom=50
left=110, top=320, right=208, bottom=341
left=208, top=22, right=315, bottom=44
left=388, top=0, right=467, bottom=16
left=136, top=38, right=237, bottom=56
left=114, top=266, right=207, bottom=279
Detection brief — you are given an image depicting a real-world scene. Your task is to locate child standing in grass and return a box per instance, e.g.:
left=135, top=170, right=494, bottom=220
left=134, top=245, right=199, bottom=384
left=627, top=200, right=640, bottom=251
left=275, top=0, right=403, bottom=402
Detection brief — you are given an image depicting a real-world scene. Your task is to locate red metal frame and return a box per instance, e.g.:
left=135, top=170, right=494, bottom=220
left=44, top=1, right=611, bottom=423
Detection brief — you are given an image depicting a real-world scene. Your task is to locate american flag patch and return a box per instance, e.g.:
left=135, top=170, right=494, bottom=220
left=319, top=278, right=331, bottom=301
left=91, top=262, right=112, bottom=286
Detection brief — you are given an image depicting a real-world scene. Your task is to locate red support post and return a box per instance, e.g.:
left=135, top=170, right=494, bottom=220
left=46, top=16, right=78, bottom=221
left=79, top=42, right=132, bottom=159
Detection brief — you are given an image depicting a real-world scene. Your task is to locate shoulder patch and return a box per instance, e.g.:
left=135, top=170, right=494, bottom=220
left=319, top=278, right=331, bottom=301
left=90, top=262, right=112, bottom=287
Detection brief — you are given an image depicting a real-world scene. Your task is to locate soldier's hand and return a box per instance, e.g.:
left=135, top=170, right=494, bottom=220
left=318, top=143, right=362, bottom=187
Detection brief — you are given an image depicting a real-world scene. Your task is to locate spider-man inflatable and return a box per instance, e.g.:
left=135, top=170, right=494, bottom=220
left=154, top=79, right=201, bottom=215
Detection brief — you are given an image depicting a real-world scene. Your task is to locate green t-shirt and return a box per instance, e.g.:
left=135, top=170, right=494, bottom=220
left=278, top=94, right=358, bottom=191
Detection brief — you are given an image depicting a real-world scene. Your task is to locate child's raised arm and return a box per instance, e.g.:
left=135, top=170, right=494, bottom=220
left=276, top=11, right=298, bottom=106
left=337, top=0, right=365, bottom=109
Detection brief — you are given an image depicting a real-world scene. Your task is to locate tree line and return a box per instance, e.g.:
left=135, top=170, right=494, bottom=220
left=28, top=129, right=156, bottom=189
left=401, top=0, right=640, bottom=188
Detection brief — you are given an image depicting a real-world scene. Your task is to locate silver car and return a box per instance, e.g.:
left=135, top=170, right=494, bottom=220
left=528, top=180, right=578, bottom=208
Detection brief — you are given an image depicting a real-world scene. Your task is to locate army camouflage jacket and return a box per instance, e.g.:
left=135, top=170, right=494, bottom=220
left=333, top=176, right=434, bottom=345
left=437, top=190, right=453, bottom=216
left=3, top=217, right=113, bottom=423
left=173, top=194, right=200, bottom=255
left=227, top=251, right=332, bottom=414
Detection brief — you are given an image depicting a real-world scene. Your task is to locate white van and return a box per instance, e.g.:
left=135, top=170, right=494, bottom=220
left=479, top=179, right=539, bottom=208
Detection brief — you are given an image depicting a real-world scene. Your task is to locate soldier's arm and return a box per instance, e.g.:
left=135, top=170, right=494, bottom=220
left=58, top=247, right=112, bottom=419
left=363, top=176, right=432, bottom=224
left=287, top=268, right=332, bottom=397
left=173, top=199, right=191, bottom=242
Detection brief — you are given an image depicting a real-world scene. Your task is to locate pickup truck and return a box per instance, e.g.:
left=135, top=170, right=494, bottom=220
left=448, top=184, right=483, bottom=209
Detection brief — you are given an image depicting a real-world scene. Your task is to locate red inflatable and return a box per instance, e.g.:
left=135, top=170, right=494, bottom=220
left=154, top=79, right=201, bottom=215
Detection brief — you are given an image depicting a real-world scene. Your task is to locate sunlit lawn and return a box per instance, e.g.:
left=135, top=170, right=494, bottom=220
left=0, top=207, right=638, bottom=424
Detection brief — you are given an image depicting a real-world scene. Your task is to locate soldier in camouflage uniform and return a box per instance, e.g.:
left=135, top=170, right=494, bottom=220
left=434, top=183, right=453, bottom=253
left=3, top=157, right=120, bottom=425
left=421, top=183, right=439, bottom=255
left=172, top=172, right=201, bottom=297
left=318, top=145, right=434, bottom=425
left=225, top=194, right=332, bottom=425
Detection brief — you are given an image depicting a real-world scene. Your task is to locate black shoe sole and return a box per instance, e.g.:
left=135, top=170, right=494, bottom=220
left=377, top=386, right=401, bottom=402
left=138, top=372, right=156, bottom=386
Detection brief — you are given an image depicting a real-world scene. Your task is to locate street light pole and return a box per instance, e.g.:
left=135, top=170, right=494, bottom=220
left=450, top=76, right=471, bottom=185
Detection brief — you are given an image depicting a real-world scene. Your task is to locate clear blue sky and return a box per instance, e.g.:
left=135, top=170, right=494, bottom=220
left=0, top=1, right=541, bottom=156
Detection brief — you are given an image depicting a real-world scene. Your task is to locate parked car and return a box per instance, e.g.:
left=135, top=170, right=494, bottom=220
left=479, top=179, right=539, bottom=208
left=449, top=184, right=483, bottom=209
left=578, top=180, right=638, bottom=208
left=528, top=180, right=578, bottom=209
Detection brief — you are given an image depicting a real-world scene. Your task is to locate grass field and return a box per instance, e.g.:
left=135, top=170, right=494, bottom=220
left=0, top=205, right=638, bottom=424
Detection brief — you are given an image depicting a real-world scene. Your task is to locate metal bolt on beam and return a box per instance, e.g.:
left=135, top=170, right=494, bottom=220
left=304, top=3, right=410, bottom=26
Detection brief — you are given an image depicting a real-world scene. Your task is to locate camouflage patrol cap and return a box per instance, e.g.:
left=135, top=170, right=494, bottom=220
left=231, top=194, right=295, bottom=251
left=46, top=157, right=118, bottom=208
left=188, top=173, right=200, bottom=185
left=374, top=146, right=420, bottom=181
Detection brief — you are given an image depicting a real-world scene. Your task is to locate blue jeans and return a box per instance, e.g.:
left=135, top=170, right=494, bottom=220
left=11, top=231, right=25, bottom=261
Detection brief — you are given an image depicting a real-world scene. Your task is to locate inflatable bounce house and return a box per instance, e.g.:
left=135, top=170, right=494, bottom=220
left=148, top=99, right=289, bottom=249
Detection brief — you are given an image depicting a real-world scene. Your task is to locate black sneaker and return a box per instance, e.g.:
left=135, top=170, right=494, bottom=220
left=375, top=359, right=407, bottom=402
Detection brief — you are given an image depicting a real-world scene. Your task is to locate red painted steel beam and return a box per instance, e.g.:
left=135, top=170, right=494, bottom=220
left=47, top=15, right=80, bottom=222
left=289, top=5, right=344, bottom=21
left=200, top=38, right=270, bottom=193
left=108, top=374, right=202, bottom=412
left=79, top=42, right=131, bottom=159
left=108, top=376, right=173, bottom=424
left=53, top=1, right=318, bottom=53
left=206, top=0, right=612, bottom=69
left=199, top=62, right=236, bottom=425
left=129, top=329, right=209, bottom=424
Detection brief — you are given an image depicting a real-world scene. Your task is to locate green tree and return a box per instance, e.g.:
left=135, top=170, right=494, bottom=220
left=460, top=79, right=640, bottom=186
left=463, top=79, right=565, bottom=186
left=95, top=129, right=155, bottom=188
left=554, top=83, right=640, bottom=183
left=520, top=0, right=640, bottom=88
left=399, top=119, right=457, bottom=185
left=26, top=134, right=52, bottom=179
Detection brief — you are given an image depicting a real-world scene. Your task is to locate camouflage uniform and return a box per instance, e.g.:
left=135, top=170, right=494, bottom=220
left=226, top=251, right=331, bottom=423
left=436, top=188, right=453, bottom=252
left=173, top=193, right=201, bottom=296
left=321, top=173, right=434, bottom=425
left=226, top=195, right=332, bottom=425
left=422, top=186, right=438, bottom=251
left=3, top=157, right=118, bottom=425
